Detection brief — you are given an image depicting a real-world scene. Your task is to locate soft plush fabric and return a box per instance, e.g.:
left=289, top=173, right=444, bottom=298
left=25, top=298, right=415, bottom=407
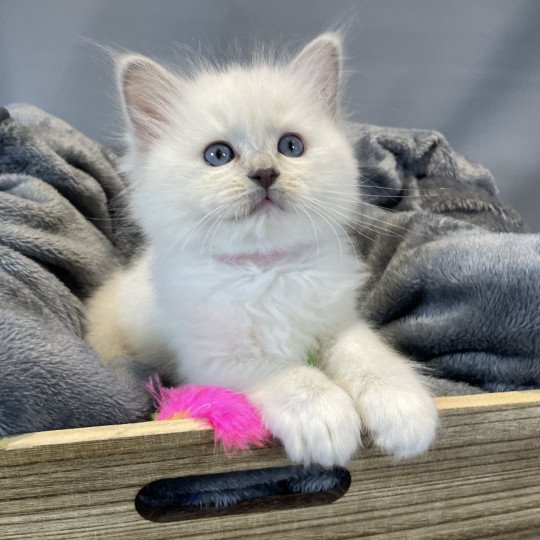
left=0, top=104, right=538, bottom=436
left=136, top=464, right=349, bottom=514
left=0, top=104, right=152, bottom=436
left=352, top=125, right=539, bottom=393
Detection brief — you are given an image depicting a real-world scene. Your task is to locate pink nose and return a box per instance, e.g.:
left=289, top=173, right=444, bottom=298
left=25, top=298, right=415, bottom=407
left=248, top=168, right=279, bottom=190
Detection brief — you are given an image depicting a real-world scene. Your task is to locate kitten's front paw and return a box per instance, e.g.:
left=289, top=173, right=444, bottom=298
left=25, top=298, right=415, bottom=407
left=249, top=368, right=361, bottom=467
left=355, top=383, right=438, bottom=459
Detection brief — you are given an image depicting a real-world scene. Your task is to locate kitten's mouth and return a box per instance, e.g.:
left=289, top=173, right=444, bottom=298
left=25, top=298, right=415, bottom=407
left=248, top=194, right=282, bottom=216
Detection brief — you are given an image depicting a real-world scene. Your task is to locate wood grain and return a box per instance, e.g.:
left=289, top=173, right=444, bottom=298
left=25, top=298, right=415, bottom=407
left=0, top=390, right=539, bottom=539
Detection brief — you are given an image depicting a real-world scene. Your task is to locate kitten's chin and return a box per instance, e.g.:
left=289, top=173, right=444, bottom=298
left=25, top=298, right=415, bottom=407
left=196, top=209, right=312, bottom=256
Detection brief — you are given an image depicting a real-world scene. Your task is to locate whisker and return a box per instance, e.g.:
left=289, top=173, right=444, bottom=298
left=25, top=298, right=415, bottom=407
left=292, top=202, right=320, bottom=261
left=199, top=209, right=227, bottom=259
left=310, top=181, right=448, bottom=192
left=357, top=171, right=450, bottom=191
left=151, top=203, right=229, bottom=262
left=308, top=187, right=448, bottom=198
left=301, top=194, right=404, bottom=214
left=204, top=212, right=228, bottom=259
left=304, top=197, right=405, bottom=241
left=181, top=203, right=229, bottom=251
left=297, top=194, right=408, bottom=234
left=346, top=219, right=406, bottom=239
left=299, top=193, right=407, bottom=215
left=299, top=201, right=344, bottom=259
left=301, top=201, right=360, bottom=264
left=320, top=200, right=409, bottom=232
left=360, top=185, right=449, bottom=193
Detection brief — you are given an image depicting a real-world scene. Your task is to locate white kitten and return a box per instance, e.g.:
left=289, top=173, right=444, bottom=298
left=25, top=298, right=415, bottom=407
left=85, top=34, right=438, bottom=466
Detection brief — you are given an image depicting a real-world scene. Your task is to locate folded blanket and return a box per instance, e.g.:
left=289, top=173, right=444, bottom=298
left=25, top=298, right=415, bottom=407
left=352, top=125, right=539, bottom=393
left=0, top=105, right=538, bottom=436
left=0, top=105, right=152, bottom=435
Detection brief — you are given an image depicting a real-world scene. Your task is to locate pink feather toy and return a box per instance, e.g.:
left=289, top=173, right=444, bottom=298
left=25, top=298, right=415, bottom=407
left=147, top=378, right=269, bottom=452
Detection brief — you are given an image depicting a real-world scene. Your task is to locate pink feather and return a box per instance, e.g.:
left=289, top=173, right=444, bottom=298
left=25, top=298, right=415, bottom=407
left=147, top=378, right=269, bottom=452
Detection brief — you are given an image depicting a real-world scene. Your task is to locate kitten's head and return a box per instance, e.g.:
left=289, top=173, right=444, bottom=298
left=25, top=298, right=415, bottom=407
left=118, top=34, right=359, bottom=256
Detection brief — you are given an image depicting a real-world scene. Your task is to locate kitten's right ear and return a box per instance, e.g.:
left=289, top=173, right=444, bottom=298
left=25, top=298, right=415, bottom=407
left=116, top=55, right=180, bottom=149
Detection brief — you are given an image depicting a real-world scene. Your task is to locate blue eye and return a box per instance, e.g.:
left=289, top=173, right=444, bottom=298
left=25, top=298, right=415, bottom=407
left=203, top=142, right=235, bottom=166
left=277, top=134, right=304, bottom=157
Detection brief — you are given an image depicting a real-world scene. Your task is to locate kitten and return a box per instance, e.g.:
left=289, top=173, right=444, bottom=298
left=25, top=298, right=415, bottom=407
left=85, top=34, right=438, bottom=466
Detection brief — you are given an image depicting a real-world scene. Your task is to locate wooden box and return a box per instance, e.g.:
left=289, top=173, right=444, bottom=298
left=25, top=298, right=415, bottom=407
left=1, top=391, right=538, bottom=538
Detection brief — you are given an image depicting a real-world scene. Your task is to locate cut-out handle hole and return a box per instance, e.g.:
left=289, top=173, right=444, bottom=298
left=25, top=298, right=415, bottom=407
left=135, top=465, right=351, bottom=522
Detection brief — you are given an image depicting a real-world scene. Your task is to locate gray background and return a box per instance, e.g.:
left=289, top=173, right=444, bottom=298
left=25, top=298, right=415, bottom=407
left=1, top=0, right=538, bottom=230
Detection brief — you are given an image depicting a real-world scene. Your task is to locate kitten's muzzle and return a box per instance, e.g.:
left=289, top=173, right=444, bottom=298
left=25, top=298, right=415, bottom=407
left=248, top=168, right=280, bottom=190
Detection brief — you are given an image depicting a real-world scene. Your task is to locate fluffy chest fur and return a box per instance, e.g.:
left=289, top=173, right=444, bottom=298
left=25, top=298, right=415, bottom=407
left=149, top=245, right=362, bottom=387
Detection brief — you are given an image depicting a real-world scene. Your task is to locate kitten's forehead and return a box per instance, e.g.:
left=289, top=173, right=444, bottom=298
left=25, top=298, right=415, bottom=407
left=181, top=65, right=319, bottom=148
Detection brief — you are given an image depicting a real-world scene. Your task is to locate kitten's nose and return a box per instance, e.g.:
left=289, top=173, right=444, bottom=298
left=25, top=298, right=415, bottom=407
left=248, top=168, right=279, bottom=190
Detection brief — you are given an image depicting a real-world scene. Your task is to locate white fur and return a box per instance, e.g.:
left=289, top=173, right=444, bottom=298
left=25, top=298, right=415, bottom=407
left=86, top=34, right=438, bottom=465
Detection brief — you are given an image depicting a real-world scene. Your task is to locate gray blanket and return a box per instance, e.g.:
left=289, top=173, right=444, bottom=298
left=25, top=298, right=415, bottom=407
left=0, top=105, right=538, bottom=436
left=353, top=125, right=539, bottom=394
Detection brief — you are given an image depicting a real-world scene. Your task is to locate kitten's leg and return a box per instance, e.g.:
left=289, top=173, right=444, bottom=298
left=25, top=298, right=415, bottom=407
left=321, top=321, right=438, bottom=458
left=247, top=365, right=361, bottom=467
left=85, top=272, right=132, bottom=361
left=85, top=253, right=171, bottom=369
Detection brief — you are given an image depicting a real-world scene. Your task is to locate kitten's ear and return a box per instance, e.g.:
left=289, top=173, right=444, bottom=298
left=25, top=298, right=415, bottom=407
left=290, top=33, right=343, bottom=116
left=116, top=54, right=180, bottom=149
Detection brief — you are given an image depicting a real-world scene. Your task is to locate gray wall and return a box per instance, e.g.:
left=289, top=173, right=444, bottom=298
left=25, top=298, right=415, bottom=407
left=1, top=0, right=539, bottom=230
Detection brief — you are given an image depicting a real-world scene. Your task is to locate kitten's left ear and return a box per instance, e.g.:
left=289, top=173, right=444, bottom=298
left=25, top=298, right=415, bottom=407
left=290, top=33, right=343, bottom=116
